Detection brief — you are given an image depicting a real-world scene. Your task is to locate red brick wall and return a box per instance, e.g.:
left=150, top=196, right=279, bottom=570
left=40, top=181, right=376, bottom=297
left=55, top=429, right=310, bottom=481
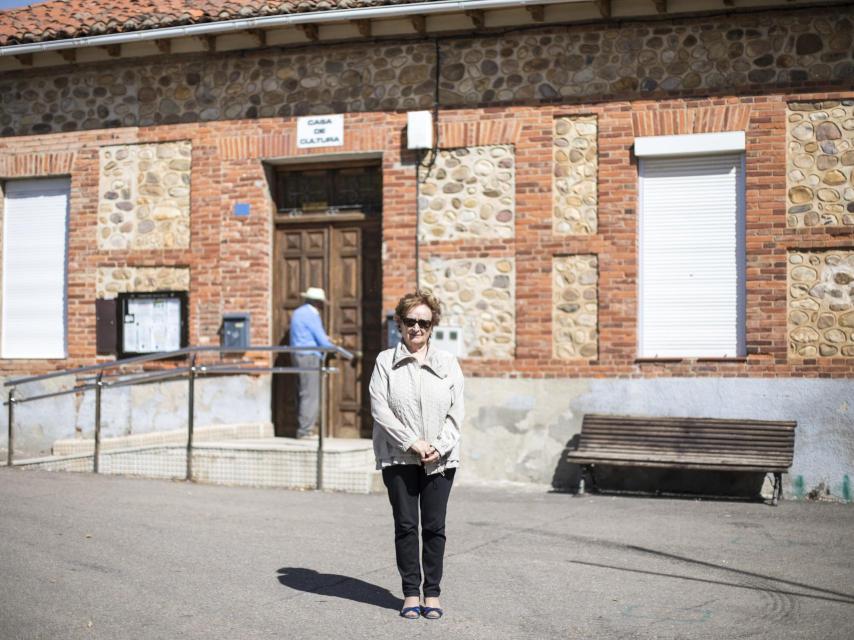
left=0, top=91, right=852, bottom=379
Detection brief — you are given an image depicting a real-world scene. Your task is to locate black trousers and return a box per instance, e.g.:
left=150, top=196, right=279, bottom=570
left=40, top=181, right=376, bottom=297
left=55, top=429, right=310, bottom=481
left=382, top=465, right=455, bottom=598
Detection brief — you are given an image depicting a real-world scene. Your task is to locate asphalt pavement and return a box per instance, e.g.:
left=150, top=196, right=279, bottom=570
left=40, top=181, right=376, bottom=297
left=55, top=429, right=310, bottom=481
left=1, top=468, right=852, bottom=640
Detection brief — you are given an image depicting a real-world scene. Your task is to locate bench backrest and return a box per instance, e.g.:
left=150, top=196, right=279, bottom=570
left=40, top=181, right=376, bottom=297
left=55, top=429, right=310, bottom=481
left=573, top=414, right=797, bottom=471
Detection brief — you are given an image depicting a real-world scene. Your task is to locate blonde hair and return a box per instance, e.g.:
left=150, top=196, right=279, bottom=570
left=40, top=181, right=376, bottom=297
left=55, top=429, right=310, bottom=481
left=394, top=289, right=442, bottom=327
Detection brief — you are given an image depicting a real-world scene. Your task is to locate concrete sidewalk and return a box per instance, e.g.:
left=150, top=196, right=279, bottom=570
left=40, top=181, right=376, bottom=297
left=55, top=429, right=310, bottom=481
left=1, top=469, right=852, bottom=640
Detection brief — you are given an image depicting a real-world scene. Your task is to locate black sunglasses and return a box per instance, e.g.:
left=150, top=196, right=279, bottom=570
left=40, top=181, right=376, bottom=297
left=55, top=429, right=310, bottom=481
left=401, top=317, right=432, bottom=330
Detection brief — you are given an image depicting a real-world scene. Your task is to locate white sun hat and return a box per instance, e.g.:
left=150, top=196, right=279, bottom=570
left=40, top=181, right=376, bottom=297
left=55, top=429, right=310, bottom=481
left=301, top=287, right=327, bottom=302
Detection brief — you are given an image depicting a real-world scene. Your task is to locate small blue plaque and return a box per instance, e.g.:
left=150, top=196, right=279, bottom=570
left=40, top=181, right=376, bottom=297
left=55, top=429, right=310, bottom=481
left=233, top=203, right=251, bottom=217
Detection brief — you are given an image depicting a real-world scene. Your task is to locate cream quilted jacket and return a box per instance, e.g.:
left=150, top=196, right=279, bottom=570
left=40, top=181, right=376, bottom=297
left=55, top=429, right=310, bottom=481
left=369, top=341, right=464, bottom=475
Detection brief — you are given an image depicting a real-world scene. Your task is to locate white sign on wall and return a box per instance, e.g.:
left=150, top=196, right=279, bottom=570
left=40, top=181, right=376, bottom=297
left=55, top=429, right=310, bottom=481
left=297, top=115, right=344, bottom=148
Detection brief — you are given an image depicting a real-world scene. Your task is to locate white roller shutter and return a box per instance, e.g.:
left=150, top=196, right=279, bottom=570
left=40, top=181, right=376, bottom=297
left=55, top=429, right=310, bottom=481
left=638, top=154, right=745, bottom=358
left=2, top=178, right=70, bottom=359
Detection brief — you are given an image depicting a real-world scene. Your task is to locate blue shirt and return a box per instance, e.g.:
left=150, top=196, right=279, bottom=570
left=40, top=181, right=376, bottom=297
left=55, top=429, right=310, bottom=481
left=289, top=303, right=334, bottom=357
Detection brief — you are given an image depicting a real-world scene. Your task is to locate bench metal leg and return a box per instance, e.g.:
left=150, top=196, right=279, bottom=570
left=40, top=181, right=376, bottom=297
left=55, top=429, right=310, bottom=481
left=772, top=473, right=782, bottom=506
left=577, top=465, right=594, bottom=496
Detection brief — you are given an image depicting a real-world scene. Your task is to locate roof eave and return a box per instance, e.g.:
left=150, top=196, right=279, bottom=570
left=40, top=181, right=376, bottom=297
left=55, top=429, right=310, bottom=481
left=0, top=0, right=578, bottom=56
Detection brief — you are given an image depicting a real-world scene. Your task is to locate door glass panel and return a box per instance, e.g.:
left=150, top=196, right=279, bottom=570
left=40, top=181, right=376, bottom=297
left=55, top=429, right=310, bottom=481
left=276, top=164, right=381, bottom=216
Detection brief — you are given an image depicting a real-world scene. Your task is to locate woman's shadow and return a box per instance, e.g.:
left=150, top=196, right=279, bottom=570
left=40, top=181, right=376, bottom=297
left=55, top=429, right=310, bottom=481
left=276, top=567, right=402, bottom=611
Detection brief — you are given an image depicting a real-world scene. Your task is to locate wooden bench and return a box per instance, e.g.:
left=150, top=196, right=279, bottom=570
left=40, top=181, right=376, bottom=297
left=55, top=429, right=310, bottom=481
left=567, top=414, right=797, bottom=505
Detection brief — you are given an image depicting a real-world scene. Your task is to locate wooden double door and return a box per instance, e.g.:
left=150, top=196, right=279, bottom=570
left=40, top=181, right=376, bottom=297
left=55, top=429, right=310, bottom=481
left=273, top=218, right=382, bottom=439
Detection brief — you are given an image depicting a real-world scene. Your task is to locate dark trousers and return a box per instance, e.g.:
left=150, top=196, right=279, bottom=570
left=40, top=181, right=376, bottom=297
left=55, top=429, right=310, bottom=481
left=382, top=465, right=455, bottom=598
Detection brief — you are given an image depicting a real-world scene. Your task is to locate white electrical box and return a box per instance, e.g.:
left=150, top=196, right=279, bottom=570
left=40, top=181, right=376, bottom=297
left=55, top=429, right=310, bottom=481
left=431, top=325, right=464, bottom=357
left=407, top=111, right=433, bottom=150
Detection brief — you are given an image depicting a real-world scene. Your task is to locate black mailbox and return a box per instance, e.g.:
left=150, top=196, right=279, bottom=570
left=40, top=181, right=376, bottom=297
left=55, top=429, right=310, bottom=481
left=221, top=313, right=250, bottom=349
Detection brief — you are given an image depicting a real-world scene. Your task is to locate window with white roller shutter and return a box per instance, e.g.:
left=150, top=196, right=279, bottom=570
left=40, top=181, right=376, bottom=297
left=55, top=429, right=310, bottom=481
left=636, top=133, right=746, bottom=358
left=2, top=178, right=70, bottom=359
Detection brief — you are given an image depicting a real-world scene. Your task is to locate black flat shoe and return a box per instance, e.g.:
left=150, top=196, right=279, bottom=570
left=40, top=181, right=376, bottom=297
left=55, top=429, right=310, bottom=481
left=421, top=606, right=443, bottom=619
left=399, top=606, right=421, bottom=619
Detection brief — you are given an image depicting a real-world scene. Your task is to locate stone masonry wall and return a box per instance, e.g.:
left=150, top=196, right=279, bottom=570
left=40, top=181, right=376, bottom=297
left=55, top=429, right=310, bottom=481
left=553, top=255, right=598, bottom=360
left=787, top=100, right=854, bottom=228
left=0, top=42, right=434, bottom=137
left=553, top=116, right=598, bottom=235
left=2, top=8, right=853, bottom=137
left=441, top=10, right=853, bottom=104
left=788, top=251, right=854, bottom=358
left=96, top=267, right=191, bottom=299
left=99, top=141, right=191, bottom=249
left=420, top=257, right=515, bottom=359
left=418, top=145, right=515, bottom=241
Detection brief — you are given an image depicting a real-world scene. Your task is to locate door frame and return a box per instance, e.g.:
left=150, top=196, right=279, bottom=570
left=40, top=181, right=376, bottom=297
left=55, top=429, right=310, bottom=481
left=268, top=156, right=383, bottom=439
left=272, top=213, right=381, bottom=438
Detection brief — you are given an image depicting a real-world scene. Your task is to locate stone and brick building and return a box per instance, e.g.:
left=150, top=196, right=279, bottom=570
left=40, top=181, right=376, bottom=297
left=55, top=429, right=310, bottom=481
left=0, top=0, right=852, bottom=498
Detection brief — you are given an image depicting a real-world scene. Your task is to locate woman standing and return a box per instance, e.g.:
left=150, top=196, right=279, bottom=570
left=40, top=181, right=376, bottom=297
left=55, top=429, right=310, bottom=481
left=369, top=290, right=464, bottom=620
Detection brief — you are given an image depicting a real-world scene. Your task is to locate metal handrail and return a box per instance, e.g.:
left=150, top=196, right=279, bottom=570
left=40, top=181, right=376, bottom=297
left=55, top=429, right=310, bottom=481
left=4, top=344, right=355, bottom=490
left=4, top=344, right=352, bottom=389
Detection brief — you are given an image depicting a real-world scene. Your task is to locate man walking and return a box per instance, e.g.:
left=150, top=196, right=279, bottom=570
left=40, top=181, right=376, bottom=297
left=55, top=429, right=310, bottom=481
left=289, top=287, right=335, bottom=439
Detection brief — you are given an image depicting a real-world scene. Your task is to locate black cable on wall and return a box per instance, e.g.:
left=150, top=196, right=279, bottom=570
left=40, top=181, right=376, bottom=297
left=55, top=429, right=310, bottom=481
left=414, top=36, right=442, bottom=292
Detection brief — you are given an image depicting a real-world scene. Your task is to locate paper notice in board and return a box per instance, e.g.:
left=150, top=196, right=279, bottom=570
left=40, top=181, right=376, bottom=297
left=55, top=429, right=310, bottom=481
left=124, top=297, right=182, bottom=353
left=123, top=314, right=139, bottom=352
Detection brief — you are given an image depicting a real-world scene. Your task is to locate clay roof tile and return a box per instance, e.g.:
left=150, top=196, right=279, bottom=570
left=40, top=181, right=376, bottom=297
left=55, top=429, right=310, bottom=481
left=0, top=0, right=436, bottom=47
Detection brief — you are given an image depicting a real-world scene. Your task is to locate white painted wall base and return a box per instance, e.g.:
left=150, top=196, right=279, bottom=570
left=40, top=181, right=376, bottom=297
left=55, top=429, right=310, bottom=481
left=3, top=374, right=851, bottom=501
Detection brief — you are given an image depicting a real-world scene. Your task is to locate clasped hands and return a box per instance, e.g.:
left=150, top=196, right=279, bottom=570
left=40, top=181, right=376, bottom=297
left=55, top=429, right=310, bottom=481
left=409, top=439, right=440, bottom=465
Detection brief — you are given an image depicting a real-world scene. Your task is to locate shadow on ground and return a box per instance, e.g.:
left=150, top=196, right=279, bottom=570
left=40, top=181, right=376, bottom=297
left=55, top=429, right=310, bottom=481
left=583, top=466, right=766, bottom=499
left=551, top=434, right=582, bottom=492
left=552, top=435, right=766, bottom=500
left=276, top=567, right=401, bottom=611
left=570, top=544, right=854, bottom=606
